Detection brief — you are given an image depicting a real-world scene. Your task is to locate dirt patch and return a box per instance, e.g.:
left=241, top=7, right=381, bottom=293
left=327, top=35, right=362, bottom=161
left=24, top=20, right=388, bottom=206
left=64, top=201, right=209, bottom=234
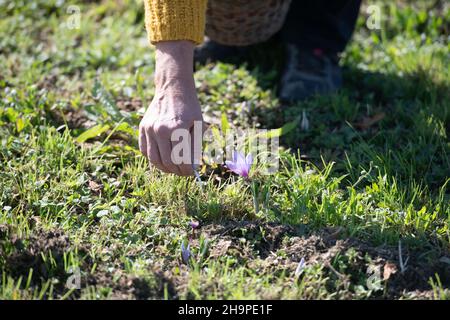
left=46, top=104, right=95, bottom=130
left=116, top=97, right=143, bottom=113
left=5, top=229, right=71, bottom=278
left=202, top=220, right=295, bottom=259
left=50, top=96, right=142, bottom=131
left=196, top=222, right=449, bottom=299
left=1, top=227, right=90, bottom=295
left=0, top=225, right=169, bottom=299
left=85, top=269, right=174, bottom=300
left=261, top=229, right=450, bottom=299
left=2, top=221, right=448, bottom=299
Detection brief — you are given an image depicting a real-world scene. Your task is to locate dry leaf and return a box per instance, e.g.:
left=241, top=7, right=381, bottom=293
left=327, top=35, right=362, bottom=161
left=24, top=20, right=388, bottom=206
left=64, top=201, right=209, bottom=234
left=88, top=180, right=103, bottom=194
left=354, top=112, right=386, bottom=130
left=210, top=239, right=231, bottom=258
left=383, top=262, right=398, bottom=280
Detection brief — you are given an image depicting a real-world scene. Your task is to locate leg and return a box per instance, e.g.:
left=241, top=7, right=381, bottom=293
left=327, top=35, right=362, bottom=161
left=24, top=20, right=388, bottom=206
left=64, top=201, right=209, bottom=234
left=279, top=0, right=362, bottom=101
left=282, top=0, right=362, bottom=55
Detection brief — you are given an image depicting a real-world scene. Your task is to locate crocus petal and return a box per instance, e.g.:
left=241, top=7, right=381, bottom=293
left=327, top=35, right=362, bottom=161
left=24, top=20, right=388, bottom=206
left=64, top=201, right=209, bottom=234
left=232, top=151, right=239, bottom=163
left=245, top=153, right=253, bottom=167
left=225, top=160, right=236, bottom=169
left=236, top=151, right=246, bottom=167
left=189, top=221, right=200, bottom=229
left=181, top=242, right=191, bottom=264
left=225, top=151, right=253, bottom=178
left=225, top=161, right=238, bottom=173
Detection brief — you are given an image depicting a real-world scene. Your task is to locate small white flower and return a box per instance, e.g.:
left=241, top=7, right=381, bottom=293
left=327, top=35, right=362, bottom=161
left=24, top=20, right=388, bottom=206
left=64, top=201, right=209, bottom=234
left=301, top=110, right=310, bottom=131
left=96, top=209, right=109, bottom=218
left=295, top=257, right=306, bottom=277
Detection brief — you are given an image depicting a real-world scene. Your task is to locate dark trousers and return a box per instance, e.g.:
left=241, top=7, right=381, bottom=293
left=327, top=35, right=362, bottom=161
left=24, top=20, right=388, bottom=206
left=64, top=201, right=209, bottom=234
left=281, top=0, right=362, bottom=55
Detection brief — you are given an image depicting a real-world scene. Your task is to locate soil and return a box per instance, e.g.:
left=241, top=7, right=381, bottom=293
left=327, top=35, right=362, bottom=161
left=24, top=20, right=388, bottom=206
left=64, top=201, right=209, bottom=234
left=196, top=221, right=450, bottom=299
left=116, top=97, right=143, bottom=113
left=0, top=224, right=172, bottom=299
left=1, top=221, right=448, bottom=299
left=1, top=226, right=89, bottom=295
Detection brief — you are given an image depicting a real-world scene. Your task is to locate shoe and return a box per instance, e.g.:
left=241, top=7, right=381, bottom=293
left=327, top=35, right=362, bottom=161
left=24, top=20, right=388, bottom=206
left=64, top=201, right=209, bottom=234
left=279, top=45, right=342, bottom=102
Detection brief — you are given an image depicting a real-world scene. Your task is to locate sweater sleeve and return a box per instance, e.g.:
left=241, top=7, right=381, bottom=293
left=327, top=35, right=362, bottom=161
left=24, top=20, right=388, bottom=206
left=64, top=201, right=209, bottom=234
left=144, top=0, right=207, bottom=45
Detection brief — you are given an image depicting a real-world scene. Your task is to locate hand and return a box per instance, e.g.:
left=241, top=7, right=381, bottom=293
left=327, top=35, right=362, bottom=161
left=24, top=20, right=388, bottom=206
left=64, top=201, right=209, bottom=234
left=139, top=41, right=202, bottom=176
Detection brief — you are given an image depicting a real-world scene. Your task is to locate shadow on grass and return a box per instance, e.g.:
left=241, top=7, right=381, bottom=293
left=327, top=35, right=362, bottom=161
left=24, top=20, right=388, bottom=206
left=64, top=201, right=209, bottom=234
left=218, top=41, right=449, bottom=195
left=193, top=42, right=449, bottom=253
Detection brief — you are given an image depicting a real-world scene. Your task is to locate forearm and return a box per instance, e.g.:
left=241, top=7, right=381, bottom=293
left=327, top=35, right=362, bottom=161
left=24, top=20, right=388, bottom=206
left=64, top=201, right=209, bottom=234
left=154, top=41, right=195, bottom=94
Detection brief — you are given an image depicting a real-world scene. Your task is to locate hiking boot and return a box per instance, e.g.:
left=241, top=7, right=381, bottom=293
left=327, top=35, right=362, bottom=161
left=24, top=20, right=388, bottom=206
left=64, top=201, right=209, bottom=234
left=279, top=45, right=342, bottom=102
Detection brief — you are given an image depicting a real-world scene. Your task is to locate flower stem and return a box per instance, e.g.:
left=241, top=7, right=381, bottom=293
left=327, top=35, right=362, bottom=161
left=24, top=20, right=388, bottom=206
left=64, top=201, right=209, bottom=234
left=251, top=180, right=260, bottom=216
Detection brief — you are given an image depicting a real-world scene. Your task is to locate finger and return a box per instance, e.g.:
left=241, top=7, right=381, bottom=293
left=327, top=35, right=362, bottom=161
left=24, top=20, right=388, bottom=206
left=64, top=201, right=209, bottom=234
left=146, top=130, right=170, bottom=173
left=194, top=120, right=207, bottom=168
left=138, top=126, right=148, bottom=157
left=191, top=126, right=201, bottom=170
left=156, top=135, right=182, bottom=175
left=173, top=134, right=194, bottom=176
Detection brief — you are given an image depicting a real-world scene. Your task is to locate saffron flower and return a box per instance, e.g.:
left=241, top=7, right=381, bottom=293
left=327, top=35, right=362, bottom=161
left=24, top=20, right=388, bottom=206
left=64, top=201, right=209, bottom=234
left=189, top=221, right=200, bottom=230
left=181, top=242, right=191, bottom=264
left=225, top=151, right=253, bottom=178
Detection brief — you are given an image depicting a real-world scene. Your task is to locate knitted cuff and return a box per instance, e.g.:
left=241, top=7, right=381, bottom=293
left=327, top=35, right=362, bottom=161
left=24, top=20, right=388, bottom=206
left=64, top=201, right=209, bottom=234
left=144, top=0, right=207, bottom=45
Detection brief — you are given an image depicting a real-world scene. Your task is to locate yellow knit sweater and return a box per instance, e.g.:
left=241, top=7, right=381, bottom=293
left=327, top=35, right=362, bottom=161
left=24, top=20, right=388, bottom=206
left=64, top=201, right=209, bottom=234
left=144, top=0, right=207, bottom=45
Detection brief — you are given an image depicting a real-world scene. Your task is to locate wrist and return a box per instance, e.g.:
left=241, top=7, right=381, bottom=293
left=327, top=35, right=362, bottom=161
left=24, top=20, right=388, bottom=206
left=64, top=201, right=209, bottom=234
left=154, top=41, right=195, bottom=89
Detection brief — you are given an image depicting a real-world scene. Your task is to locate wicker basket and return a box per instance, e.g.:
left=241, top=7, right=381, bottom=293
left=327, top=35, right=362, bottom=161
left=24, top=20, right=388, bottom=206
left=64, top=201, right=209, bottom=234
left=205, top=0, right=292, bottom=46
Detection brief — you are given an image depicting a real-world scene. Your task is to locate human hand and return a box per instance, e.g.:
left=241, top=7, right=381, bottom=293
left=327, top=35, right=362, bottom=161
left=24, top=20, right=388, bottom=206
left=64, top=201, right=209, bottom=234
left=139, top=41, right=202, bottom=176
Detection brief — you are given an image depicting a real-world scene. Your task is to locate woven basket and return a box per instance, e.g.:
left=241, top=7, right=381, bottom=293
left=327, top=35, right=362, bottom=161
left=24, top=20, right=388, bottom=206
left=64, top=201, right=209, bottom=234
left=205, top=0, right=292, bottom=46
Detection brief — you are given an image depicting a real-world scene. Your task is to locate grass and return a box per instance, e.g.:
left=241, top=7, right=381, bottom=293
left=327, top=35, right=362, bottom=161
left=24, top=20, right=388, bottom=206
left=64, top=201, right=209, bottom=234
left=0, top=0, right=449, bottom=299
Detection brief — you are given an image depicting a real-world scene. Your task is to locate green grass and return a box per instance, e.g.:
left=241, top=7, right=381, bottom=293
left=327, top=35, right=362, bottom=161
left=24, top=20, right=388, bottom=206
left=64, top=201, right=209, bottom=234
left=0, top=0, right=449, bottom=299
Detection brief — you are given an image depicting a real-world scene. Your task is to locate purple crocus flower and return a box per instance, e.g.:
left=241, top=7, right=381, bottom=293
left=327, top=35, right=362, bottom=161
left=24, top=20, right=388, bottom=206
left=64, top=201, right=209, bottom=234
left=225, top=151, right=253, bottom=178
left=181, top=242, right=191, bottom=264
left=189, top=221, right=200, bottom=229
